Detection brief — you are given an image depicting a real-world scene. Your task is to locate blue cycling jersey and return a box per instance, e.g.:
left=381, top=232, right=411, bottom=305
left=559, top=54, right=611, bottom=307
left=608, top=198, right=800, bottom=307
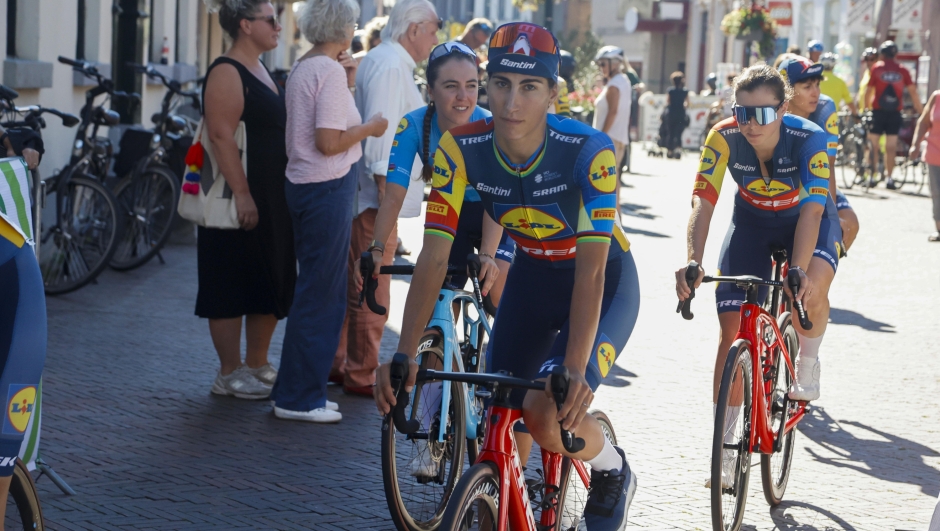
left=387, top=106, right=490, bottom=201
left=807, top=94, right=839, bottom=158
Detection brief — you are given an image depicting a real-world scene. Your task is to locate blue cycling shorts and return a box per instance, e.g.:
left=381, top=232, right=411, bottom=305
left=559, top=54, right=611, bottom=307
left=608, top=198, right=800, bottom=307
left=835, top=189, right=852, bottom=211
left=0, top=229, right=46, bottom=477
left=715, top=209, right=841, bottom=314
left=486, top=251, right=640, bottom=407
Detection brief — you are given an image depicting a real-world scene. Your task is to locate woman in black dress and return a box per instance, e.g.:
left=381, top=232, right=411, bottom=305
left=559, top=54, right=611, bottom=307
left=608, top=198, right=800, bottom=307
left=198, top=0, right=295, bottom=399
left=665, top=71, right=690, bottom=158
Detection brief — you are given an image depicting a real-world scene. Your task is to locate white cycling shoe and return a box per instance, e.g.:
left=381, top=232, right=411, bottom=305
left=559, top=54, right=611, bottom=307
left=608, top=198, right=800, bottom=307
left=705, top=451, right=735, bottom=489
left=410, top=445, right=441, bottom=478
left=789, top=357, right=821, bottom=401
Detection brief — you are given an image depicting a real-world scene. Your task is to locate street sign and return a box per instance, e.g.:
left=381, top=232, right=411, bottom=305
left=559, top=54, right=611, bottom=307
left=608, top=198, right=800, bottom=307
left=768, top=1, right=793, bottom=26
left=891, top=0, right=922, bottom=30
left=846, top=0, right=875, bottom=33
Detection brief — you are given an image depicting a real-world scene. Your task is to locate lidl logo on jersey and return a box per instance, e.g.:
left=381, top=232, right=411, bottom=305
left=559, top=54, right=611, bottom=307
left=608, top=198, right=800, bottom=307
left=808, top=152, right=830, bottom=178
left=494, top=203, right=573, bottom=240
left=432, top=149, right=458, bottom=193
left=698, top=146, right=720, bottom=175
left=396, top=118, right=408, bottom=134
left=3, top=385, right=36, bottom=435
left=744, top=177, right=794, bottom=197
left=588, top=149, right=618, bottom=193
left=595, top=335, right=616, bottom=378
left=825, top=113, right=839, bottom=134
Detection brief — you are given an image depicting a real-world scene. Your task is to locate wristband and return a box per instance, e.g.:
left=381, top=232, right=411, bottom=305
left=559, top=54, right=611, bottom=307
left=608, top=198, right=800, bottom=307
left=368, top=240, right=385, bottom=254
left=348, top=86, right=356, bottom=93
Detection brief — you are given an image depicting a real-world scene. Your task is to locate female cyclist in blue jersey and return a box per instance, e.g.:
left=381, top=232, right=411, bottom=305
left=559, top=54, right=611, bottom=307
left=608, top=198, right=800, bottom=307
left=675, top=64, right=841, bottom=484
left=777, top=56, right=860, bottom=251
left=373, top=23, right=640, bottom=530
left=358, top=41, right=512, bottom=301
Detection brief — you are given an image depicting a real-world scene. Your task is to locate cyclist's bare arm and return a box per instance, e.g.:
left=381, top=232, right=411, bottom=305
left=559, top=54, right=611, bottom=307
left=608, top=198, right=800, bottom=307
left=677, top=196, right=713, bottom=300
left=911, top=92, right=937, bottom=156
left=907, top=84, right=924, bottom=115
left=787, top=202, right=824, bottom=303
left=477, top=212, right=503, bottom=295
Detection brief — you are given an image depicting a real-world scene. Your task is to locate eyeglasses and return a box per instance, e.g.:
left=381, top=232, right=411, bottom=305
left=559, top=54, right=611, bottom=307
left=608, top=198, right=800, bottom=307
left=488, top=23, right=558, bottom=55
left=247, top=15, right=280, bottom=29
left=477, top=23, right=492, bottom=36
left=429, top=42, right=477, bottom=63
left=428, top=18, right=444, bottom=30
left=733, top=103, right=782, bottom=126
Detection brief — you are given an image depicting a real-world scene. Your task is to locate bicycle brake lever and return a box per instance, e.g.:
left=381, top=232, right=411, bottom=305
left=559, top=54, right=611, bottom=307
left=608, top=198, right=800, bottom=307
left=677, top=261, right=698, bottom=320
left=389, top=353, right=420, bottom=434
left=787, top=271, right=813, bottom=330
left=549, top=366, right=586, bottom=454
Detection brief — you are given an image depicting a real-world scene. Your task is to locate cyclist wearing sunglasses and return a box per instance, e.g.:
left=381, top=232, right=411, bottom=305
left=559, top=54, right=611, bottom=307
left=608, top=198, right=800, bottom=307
left=778, top=56, right=859, bottom=252
left=374, top=22, right=640, bottom=530
left=676, top=65, right=840, bottom=439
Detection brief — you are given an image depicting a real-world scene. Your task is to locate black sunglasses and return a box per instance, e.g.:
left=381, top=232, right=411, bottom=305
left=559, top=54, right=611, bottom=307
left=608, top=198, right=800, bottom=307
left=247, top=15, right=280, bottom=29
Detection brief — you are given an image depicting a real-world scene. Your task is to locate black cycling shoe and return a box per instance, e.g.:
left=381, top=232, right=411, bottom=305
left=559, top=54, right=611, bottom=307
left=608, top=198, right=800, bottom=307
left=583, top=446, right=637, bottom=531
left=886, top=178, right=898, bottom=190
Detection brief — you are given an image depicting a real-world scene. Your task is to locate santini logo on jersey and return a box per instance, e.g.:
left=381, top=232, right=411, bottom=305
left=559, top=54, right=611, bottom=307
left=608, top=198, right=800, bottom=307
left=475, top=182, right=511, bottom=197
left=459, top=133, right=493, bottom=146
left=548, top=130, right=585, bottom=144
left=500, top=58, right=536, bottom=69
left=533, top=184, right=567, bottom=196
left=733, top=163, right=756, bottom=172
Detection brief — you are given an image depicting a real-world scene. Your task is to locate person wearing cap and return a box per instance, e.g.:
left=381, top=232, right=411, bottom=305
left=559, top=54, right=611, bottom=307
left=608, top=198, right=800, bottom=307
left=454, top=18, right=493, bottom=52
left=818, top=52, right=856, bottom=115
left=593, top=45, right=632, bottom=183
left=779, top=55, right=860, bottom=252
left=807, top=40, right=824, bottom=62
left=374, top=22, right=640, bottom=530
left=856, top=47, right=878, bottom=113
left=864, top=40, right=923, bottom=189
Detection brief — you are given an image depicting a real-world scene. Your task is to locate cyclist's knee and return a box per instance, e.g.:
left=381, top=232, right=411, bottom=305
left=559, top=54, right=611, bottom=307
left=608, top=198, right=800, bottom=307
left=521, top=391, right=561, bottom=449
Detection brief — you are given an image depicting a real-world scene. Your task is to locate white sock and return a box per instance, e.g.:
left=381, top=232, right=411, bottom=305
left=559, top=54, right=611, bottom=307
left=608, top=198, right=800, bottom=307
left=418, top=382, right=443, bottom=432
left=797, top=333, right=824, bottom=361
left=586, top=437, right=622, bottom=473
left=714, top=405, right=740, bottom=444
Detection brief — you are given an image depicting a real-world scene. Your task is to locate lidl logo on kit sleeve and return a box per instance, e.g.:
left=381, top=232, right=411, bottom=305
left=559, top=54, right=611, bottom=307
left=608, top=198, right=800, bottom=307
left=698, top=146, right=719, bottom=175
left=808, top=152, right=830, bottom=178
left=588, top=149, right=618, bottom=193
left=825, top=113, right=838, bottom=134
left=3, top=385, right=36, bottom=435
left=396, top=118, right=409, bottom=135
left=595, top=335, right=616, bottom=378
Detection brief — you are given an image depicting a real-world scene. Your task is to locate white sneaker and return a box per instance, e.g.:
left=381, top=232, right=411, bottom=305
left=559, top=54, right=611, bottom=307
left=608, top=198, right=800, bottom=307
left=789, top=357, right=821, bottom=401
left=705, top=451, right=735, bottom=489
left=247, top=363, right=278, bottom=386
left=273, top=406, right=342, bottom=423
left=410, top=444, right=441, bottom=477
left=211, top=366, right=271, bottom=400
left=269, top=399, right=338, bottom=411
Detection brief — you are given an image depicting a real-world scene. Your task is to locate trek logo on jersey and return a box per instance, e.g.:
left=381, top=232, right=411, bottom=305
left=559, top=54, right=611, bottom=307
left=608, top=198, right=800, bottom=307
left=698, top=147, right=720, bottom=175
left=825, top=113, right=839, bottom=134
left=588, top=149, right=618, bottom=193
left=3, top=385, right=35, bottom=435
left=548, top=130, right=585, bottom=144
left=744, top=177, right=794, bottom=197
left=427, top=202, right=449, bottom=216
left=458, top=133, right=493, bottom=146
left=808, top=152, right=830, bottom=178
left=533, top=184, right=568, bottom=197
left=396, top=118, right=408, bottom=135
left=591, top=208, right=617, bottom=220
left=786, top=129, right=811, bottom=138
left=595, top=335, right=616, bottom=378
left=431, top=148, right=458, bottom=193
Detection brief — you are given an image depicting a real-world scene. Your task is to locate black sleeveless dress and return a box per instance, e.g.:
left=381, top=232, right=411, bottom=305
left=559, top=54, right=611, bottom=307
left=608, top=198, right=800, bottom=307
left=195, top=57, right=295, bottom=320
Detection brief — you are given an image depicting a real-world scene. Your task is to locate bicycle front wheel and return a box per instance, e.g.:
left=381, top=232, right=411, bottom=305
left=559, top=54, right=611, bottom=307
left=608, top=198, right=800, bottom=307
left=382, top=336, right=467, bottom=531
left=6, top=458, right=44, bottom=531
left=439, top=462, right=499, bottom=531
left=711, top=339, right=754, bottom=531
left=761, top=314, right=799, bottom=506
left=110, top=165, right=180, bottom=271
left=40, top=174, right=122, bottom=295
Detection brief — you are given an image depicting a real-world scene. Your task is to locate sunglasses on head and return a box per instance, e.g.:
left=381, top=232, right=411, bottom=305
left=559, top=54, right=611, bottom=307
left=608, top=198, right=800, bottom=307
left=733, top=103, right=783, bottom=126
left=429, top=41, right=477, bottom=63
left=489, top=23, right=558, bottom=55
left=247, top=14, right=280, bottom=29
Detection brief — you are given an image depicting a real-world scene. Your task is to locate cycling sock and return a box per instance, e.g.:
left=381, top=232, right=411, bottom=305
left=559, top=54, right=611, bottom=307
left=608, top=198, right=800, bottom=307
left=586, top=437, right=622, bottom=473
left=417, top=382, right=443, bottom=432
left=796, top=333, right=823, bottom=360
left=713, top=405, right=740, bottom=443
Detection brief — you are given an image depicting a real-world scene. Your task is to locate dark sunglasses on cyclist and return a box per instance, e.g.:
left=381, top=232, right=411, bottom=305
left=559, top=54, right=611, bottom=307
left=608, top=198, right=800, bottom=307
left=733, top=103, right=783, bottom=126
left=429, top=42, right=477, bottom=64
left=247, top=15, right=280, bottom=29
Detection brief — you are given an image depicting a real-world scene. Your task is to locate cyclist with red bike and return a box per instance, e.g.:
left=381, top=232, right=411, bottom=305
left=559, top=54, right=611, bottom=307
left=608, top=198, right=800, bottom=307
left=674, top=65, right=841, bottom=486
left=374, top=22, right=640, bottom=530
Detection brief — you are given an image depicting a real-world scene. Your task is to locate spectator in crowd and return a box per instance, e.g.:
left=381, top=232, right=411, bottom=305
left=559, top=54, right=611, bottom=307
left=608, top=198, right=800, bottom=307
left=701, top=72, right=717, bottom=97
left=719, top=73, right=736, bottom=118
left=270, top=0, right=388, bottom=423
left=454, top=18, right=493, bottom=52
left=593, top=46, right=632, bottom=185
left=199, top=0, right=295, bottom=399
left=910, top=89, right=940, bottom=242
left=786, top=44, right=802, bottom=55
left=819, top=52, right=857, bottom=114
left=330, top=0, right=439, bottom=396
left=354, top=16, right=387, bottom=61
left=857, top=47, right=878, bottom=112
left=350, top=32, right=363, bottom=55
left=807, top=40, right=824, bottom=62
left=663, top=71, right=689, bottom=158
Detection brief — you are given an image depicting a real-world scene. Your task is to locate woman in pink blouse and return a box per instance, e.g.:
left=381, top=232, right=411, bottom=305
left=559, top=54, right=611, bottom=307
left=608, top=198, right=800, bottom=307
left=911, top=89, right=940, bottom=242
left=271, top=0, right=388, bottom=423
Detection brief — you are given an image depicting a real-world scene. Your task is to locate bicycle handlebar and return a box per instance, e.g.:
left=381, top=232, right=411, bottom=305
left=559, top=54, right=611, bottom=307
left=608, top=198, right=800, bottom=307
left=387, top=353, right=587, bottom=454
left=359, top=252, right=386, bottom=315
left=126, top=62, right=200, bottom=99
left=676, top=261, right=698, bottom=320
left=786, top=272, right=814, bottom=330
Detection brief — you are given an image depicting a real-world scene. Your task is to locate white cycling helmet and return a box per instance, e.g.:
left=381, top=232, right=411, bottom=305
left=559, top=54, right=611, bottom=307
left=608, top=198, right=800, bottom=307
left=820, top=52, right=838, bottom=70
left=594, top=45, right=625, bottom=63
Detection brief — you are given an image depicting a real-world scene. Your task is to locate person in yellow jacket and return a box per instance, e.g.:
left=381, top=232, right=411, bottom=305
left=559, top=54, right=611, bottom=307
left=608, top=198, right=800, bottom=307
left=819, top=53, right=857, bottom=114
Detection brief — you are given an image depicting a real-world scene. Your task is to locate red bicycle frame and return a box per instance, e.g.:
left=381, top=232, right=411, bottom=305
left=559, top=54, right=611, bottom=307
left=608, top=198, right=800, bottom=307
left=476, top=405, right=591, bottom=531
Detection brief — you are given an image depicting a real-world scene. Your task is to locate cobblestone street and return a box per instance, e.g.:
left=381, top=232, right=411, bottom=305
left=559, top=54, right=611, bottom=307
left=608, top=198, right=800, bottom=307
left=36, top=150, right=940, bottom=530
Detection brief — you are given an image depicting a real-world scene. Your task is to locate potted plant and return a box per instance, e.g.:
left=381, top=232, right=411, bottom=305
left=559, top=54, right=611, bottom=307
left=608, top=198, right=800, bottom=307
left=721, top=3, right=778, bottom=58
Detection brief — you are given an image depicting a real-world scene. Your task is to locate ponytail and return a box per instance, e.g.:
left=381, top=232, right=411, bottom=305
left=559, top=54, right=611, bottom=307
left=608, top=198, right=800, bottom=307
left=421, top=102, right=436, bottom=183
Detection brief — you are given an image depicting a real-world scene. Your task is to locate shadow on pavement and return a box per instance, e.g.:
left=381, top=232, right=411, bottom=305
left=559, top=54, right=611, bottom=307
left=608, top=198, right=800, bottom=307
left=827, top=307, right=895, bottom=333
left=602, top=364, right=637, bottom=388
left=798, top=406, right=940, bottom=497
left=620, top=202, right=659, bottom=220
left=621, top=226, right=671, bottom=239
left=764, top=500, right=859, bottom=530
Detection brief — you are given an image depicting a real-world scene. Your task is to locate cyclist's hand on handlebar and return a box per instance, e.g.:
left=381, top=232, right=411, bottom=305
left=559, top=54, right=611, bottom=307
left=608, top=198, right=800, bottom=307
left=783, top=267, right=813, bottom=305
left=353, top=249, right=384, bottom=292
left=675, top=262, right=704, bottom=301
left=21, top=148, right=39, bottom=170
left=374, top=358, right=419, bottom=415
left=547, top=365, right=593, bottom=432
left=477, top=254, right=500, bottom=297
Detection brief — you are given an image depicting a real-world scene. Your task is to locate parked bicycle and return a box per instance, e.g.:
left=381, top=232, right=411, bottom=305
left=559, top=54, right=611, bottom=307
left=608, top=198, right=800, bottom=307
left=679, top=249, right=811, bottom=531
left=361, top=252, right=495, bottom=531
left=109, top=63, right=199, bottom=270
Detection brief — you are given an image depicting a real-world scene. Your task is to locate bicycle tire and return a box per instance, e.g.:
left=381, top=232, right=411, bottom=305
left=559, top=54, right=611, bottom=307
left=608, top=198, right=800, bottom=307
left=6, top=458, right=44, bottom=531
left=40, top=174, right=123, bottom=295
left=438, top=462, right=500, bottom=531
left=760, top=314, right=798, bottom=506
left=382, top=335, right=467, bottom=531
left=110, top=164, right=180, bottom=271
left=553, top=410, right=617, bottom=531
left=711, top=339, right=753, bottom=531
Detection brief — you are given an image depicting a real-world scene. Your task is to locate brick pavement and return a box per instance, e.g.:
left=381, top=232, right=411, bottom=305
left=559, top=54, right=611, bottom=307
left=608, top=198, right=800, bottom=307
left=35, top=150, right=939, bottom=530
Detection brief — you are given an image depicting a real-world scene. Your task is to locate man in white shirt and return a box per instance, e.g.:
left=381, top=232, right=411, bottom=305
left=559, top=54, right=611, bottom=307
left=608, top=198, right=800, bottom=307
left=331, top=0, right=440, bottom=395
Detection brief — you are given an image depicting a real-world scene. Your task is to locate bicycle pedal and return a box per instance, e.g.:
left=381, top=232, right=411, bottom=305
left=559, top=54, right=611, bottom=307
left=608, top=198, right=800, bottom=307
left=474, top=388, right=492, bottom=399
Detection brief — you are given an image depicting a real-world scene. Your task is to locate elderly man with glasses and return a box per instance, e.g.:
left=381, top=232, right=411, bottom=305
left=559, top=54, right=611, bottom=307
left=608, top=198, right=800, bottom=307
left=330, top=0, right=440, bottom=396
left=454, top=18, right=493, bottom=52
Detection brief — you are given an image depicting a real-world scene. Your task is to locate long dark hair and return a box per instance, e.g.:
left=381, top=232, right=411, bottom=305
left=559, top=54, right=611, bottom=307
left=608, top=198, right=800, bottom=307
left=421, top=52, right=477, bottom=182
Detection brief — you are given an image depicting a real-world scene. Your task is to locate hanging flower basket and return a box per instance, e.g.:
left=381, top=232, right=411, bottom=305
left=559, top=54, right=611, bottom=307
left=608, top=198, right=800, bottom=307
left=721, top=4, right=778, bottom=58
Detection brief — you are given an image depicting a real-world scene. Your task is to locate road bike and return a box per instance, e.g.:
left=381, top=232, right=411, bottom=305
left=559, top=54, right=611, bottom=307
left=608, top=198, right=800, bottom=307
left=678, top=248, right=812, bottom=531
left=386, top=353, right=617, bottom=531
left=109, top=63, right=199, bottom=270
left=4, top=459, right=44, bottom=531
left=361, top=253, right=496, bottom=531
